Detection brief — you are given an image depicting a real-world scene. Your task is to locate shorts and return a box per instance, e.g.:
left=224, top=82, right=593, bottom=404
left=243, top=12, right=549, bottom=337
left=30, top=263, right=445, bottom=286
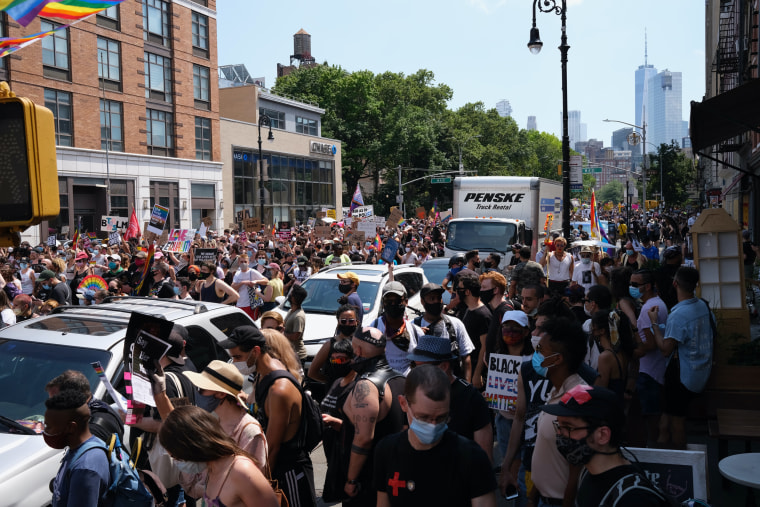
left=636, top=372, right=663, bottom=416
left=548, top=280, right=569, bottom=296
left=663, top=359, right=695, bottom=417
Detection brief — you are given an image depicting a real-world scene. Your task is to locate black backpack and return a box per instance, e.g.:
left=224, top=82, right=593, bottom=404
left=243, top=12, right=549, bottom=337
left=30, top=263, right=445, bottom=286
left=256, top=370, right=324, bottom=453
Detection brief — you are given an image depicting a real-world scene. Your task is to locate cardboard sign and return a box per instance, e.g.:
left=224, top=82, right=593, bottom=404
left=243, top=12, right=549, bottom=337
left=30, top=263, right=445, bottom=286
left=326, top=209, right=336, bottom=219
left=108, top=231, right=121, bottom=246
left=159, top=228, right=170, bottom=247
left=194, top=248, right=217, bottom=264
left=164, top=229, right=196, bottom=253
left=47, top=235, right=57, bottom=246
left=101, top=215, right=129, bottom=233
left=381, top=238, right=399, bottom=264
left=415, top=207, right=426, bottom=220
left=201, top=216, right=213, bottom=227
left=484, top=354, right=521, bottom=412
left=346, top=230, right=366, bottom=243
left=146, top=204, right=169, bottom=236
left=315, top=225, right=331, bottom=238
left=143, top=221, right=157, bottom=244
left=621, top=446, right=708, bottom=503
left=387, top=208, right=404, bottom=229
left=357, top=220, right=378, bottom=237
left=244, top=217, right=260, bottom=233
left=317, top=211, right=327, bottom=219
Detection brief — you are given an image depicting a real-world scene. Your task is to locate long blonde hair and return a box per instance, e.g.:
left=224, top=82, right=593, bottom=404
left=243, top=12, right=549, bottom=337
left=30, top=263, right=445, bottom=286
left=261, top=328, right=302, bottom=383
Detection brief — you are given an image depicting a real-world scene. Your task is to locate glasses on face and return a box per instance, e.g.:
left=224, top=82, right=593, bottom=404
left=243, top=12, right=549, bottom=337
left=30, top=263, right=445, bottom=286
left=407, top=403, right=450, bottom=425
left=339, top=318, right=357, bottom=325
left=629, top=281, right=644, bottom=288
left=581, top=254, right=591, bottom=259
left=552, top=420, right=592, bottom=438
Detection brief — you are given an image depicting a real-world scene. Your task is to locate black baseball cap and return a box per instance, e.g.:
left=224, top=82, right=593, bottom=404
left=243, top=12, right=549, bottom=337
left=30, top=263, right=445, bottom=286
left=541, top=385, right=623, bottom=428
left=219, top=325, right=266, bottom=350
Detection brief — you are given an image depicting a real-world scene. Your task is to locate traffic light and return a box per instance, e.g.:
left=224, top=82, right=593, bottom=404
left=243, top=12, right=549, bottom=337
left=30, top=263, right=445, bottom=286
left=0, top=82, right=59, bottom=244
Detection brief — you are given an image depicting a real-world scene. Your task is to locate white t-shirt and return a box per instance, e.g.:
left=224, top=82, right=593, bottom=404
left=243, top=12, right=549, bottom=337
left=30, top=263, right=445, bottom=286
left=571, top=261, right=601, bottom=293
left=637, top=296, right=669, bottom=384
left=233, top=268, right=265, bottom=308
left=1, top=308, right=16, bottom=326
left=417, top=315, right=475, bottom=358
left=371, top=316, right=423, bottom=376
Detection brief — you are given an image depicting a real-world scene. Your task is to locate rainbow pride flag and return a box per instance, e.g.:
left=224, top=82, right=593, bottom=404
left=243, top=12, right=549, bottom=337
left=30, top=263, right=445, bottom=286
left=373, top=233, right=382, bottom=251
left=133, top=243, right=154, bottom=295
left=1, top=0, right=123, bottom=27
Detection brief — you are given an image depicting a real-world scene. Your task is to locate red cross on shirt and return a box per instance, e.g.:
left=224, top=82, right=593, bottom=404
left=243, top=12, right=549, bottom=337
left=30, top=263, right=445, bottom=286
left=388, top=472, right=406, bottom=496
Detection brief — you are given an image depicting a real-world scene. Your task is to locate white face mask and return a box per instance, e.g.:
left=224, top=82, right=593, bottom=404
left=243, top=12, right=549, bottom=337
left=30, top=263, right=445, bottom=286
left=531, top=335, right=541, bottom=350
left=233, top=351, right=256, bottom=376
left=175, top=461, right=207, bottom=475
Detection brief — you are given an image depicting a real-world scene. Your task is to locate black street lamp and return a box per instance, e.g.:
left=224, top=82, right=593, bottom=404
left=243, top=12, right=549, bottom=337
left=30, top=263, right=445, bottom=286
left=257, top=115, right=274, bottom=226
left=529, top=0, right=571, bottom=240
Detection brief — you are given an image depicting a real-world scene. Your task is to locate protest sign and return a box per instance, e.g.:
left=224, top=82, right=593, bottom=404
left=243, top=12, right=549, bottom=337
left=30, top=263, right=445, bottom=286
left=194, top=248, right=217, bottom=264
left=381, top=238, right=399, bottom=264
left=357, top=220, right=378, bottom=237
left=146, top=204, right=169, bottom=235
left=101, top=215, right=129, bottom=233
left=108, top=231, right=120, bottom=246
left=349, top=205, right=374, bottom=219
left=346, top=230, right=366, bottom=243
left=244, top=217, right=260, bottom=233
left=307, top=217, right=316, bottom=228
left=123, top=312, right=174, bottom=410
left=315, top=225, right=331, bottom=238
left=415, top=207, right=426, bottom=220
left=164, top=229, right=196, bottom=253
left=440, top=209, right=452, bottom=223
left=317, top=211, right=327, bottom=219
left=326, top=209, right=336, bottom=219
left=47, top=235, right=57, bottom=246
left=621, top=446, right=708, bottom=504
left=484, top=354, right=521, bottom=412
left=387, top=208, right=404, bottom=229
left=198, top=222, right=208, bottom=238
left=202, top=216, right=213, bottom=227
left=62, top=225, right=69, bottom=235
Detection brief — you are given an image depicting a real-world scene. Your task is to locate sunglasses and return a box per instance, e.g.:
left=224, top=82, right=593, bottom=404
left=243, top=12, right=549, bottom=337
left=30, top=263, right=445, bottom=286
left=339, top=318, right=357, bottom=325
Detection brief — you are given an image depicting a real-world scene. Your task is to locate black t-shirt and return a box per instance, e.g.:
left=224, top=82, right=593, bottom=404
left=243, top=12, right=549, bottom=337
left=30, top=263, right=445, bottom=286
left=50, top=281, right=72, bottom=306
left=576, top=464, right=669, bottom=507
left=373, top=430, right=496, bottom=506
left=462, top=304, right=492, bottom=358
left=449, top=377, right=491, bottom=440
left=744, top=240, right=756, bottom=266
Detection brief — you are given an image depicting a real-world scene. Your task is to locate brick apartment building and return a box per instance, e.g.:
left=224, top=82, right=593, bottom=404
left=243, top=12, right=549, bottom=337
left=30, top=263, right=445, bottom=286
left=0, top=0, right=222, bottom=243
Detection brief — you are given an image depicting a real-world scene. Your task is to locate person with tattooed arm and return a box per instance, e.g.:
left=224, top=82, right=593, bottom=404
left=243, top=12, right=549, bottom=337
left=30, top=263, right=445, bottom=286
left=342, top=327, right=407, bottom=506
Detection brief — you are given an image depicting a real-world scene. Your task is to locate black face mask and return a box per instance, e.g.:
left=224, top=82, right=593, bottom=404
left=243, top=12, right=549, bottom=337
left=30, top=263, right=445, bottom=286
left=338, top=284, right=352, bottom=294
left=350, top=355, right=381, bottom=375
left=456, top=289, right=468, bottom=301
left=479, top=289, right=495, bottom=304
left=188, top=272, right=198, bottom=281
left=384, top=304, right=405, bottom=319
left=424, top=302, right=444, bottom=317
left=556, top=435, right=597, bottom=466
left=197, top=272, right=210, bottom=280
left=338, top=324, right=358, bottom=337
left=483, top=261, right=493, bottom=269
left=325, top=361, right=352, bottom=381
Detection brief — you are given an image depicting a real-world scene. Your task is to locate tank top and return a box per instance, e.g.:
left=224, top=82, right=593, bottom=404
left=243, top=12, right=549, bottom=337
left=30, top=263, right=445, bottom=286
left=200, top=279, right=223, bottom=303
left=20, top=269, right=34, bottom=295
left=203, top=456, right=237, bottom=507
left=604, top=349, right=627, bottom=404
left=548, top=253, right=572, bottom=282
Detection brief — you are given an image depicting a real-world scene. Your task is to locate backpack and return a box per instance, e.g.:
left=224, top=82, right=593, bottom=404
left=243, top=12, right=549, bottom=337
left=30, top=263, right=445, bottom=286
left=257, top=370, right=324, bottom=453
left=67, top=434, right=162, bottom=507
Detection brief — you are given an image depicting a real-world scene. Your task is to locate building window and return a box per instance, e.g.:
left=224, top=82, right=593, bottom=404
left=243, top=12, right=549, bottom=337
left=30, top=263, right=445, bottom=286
left=259, top=107, right=285, bottom=130
left=100, top=99, right=123, bottom=152
left=144, top=52, right=172, bottom=102
left=193, top=64, right=210, bottom=109
left=146, top=108, right=174, bottom=156
left=97, top=37, right=121, bottom=91
left=195, top=117, right=212, bottom=160
left=44, top=89, right=72, bottom=146
left=143, top=0, right=170, bottom=47
left=109, top=180, right=131, bottom=217
left=296, top=116, right=318, bottom=136
left=96, top=5, right=119, bottom=30
left=191, top=11, right=209, bottom=58
left=41, top=20, right=70, bottom=80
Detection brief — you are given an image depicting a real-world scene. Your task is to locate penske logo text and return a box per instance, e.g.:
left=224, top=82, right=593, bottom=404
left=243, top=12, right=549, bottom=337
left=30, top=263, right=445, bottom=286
left=463, top=192, right=526, bottom=211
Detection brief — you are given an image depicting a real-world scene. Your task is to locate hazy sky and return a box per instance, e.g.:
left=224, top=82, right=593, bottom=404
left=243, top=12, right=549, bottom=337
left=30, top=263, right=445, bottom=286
left=218, top=0, right=705, bottom=147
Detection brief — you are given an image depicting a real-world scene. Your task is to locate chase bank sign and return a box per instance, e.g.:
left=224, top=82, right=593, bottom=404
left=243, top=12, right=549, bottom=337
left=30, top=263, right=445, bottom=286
left=310, top=141, right=337, bottom=156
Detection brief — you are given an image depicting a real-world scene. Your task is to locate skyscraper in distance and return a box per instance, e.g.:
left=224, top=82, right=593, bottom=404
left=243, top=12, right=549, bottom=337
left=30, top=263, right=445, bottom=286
left=648, top=69, right=683, bottom=149
left=562, top=110, right=583, bottom=151
left=527, top=116, right=537, bottom=131
left=496, top=100, right=513, bottom=118
left=635, top=30, right=657, bottom=155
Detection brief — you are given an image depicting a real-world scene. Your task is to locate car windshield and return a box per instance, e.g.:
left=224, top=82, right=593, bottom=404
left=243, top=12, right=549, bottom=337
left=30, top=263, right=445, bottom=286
left=0, top=339, right=111, bottom=428
left=282, top=278, right=380, bottom=314
left=421, top=260, right=450, bottom=287
left=446, top=221, right=517, bottom=252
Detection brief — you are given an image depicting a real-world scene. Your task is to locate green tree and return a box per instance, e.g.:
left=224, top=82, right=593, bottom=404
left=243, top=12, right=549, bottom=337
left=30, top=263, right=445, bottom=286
left=598, top=180, right=624, bottom=204
left=647, top=142, right=695, bottom=207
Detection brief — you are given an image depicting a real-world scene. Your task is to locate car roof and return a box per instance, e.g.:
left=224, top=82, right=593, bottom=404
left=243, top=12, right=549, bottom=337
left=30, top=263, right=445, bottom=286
left=309, top=263, right=423, bottom=282
left=0, top=297, right=234, bottom=350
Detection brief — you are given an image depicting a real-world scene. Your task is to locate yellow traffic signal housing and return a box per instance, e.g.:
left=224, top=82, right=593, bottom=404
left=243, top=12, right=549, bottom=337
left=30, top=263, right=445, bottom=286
left=0, top=82, right=59, bottom=233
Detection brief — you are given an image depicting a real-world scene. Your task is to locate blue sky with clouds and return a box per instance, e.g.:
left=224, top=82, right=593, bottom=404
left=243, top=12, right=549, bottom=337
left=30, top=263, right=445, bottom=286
left=218, top=0, right=704, bottom=146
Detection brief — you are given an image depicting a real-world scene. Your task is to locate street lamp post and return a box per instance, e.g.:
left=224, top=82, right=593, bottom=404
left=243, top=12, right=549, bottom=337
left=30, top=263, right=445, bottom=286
left=257, top=115, right=274, bottom=226
left=457, top=134, right=482, bottom=175
left=528, top=0, right=571, bottom=240
left=604, top=118, right=648, bottom=209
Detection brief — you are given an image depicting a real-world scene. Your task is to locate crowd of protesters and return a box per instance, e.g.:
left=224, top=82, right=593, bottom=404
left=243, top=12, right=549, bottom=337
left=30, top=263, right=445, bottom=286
left=11, top=205, right=728, bottom=506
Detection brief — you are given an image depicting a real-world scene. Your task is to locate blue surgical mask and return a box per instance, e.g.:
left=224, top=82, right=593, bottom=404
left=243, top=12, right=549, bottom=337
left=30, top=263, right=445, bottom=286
left=195, top=392, right=222, bottom=413
left=173, top=286, right=180, bottom=295
left=532, top=351, right=558, bottom=377
left=257, top=258, right=266, bottom=266
left=626, top=249, right=635, bottom=256
left=174, top=460, right=207, bottom=475
left=581, top=258, right=591, bottom=265
left=450, top=266, right=463, bottom=276
left=409, top=416, right=447, bottom=445
left=108, top=262, right=117, bottom=270
left=42, top=284, right=51, bottom=291
left=628, top=286, right=641, bottom=299
left=19, top=263, right=27, bottom=269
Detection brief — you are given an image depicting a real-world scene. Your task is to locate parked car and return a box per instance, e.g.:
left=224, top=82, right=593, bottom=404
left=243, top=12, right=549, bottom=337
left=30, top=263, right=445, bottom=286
left=419, top=257, right=453, bottom=304
left=271, top=263, right=428, bottom=369
left=0, top=297, right=255, bottom=507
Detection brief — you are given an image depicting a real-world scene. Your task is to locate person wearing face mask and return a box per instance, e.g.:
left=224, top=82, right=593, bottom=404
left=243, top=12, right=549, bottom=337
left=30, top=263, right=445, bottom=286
left=158, top=406, right=279, bottom=507
left=337, top=271, right=364, bottom=321
left=231, top=254, right=268, bottom=319
left=309, top=304, right=361, bottom=383
left=482, top=252, right=501, bottom=273
left=222, top=325, right=318, bottom=507
left=400, top=243, right=417, bottom=265
left=455, top=270, right=492, bottom=386
left=540, top=385, right=669, bottom=507
left=197, top=260, right=239, bottom=305
left=509, top=247, right=547, bottom=300
left=441, top=254, right=465, bottom=293
left=520, top=317, right=589, bottom=507
left=148, top=263, right=176, bottom=298
left=368, top=280, right=424, bottom=375
left=621, top=240, right=645, bottom=270
left=18, top=256, right=36, bottom=295
left=44, top=390, right=111, bottom=507
left=38, top=269, right=72, bottom=306
left=414, top=283, right=475, bottom=382
left=571, top=246, right=601, bottom=295
left=342, top=327, right=406, bottom=505
left=374, top=365, right=497, bottom=507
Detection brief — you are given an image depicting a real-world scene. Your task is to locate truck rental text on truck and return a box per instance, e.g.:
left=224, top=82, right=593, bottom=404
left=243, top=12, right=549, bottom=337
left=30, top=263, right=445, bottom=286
left=444, top=176, right=564, bottom=269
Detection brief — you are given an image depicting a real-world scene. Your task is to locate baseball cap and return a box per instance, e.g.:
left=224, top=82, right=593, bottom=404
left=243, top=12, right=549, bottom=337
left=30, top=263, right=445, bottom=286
left=540, top=384, right=624, bottom=427
left=420, top=282, right=445, bottom=299
left=268, top=262, right=280, bottom=271
left=407, top=335, right=458, bottom=362
left=38, top=270, right=56, bottom=282
left=337, top=271, right=360, bottom=286
left=382, top=281, right=407, bottom=297
left=219, top=325, right=266, bottom=350
left=109, top=254, right=122, bottom=261
left=502, top=310, right=529, bottom=328
left=297, top=255, right=308, bottom=265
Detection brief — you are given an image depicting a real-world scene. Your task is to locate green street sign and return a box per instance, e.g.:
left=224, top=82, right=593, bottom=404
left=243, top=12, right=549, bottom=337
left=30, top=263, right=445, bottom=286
left=431, top=177, right=452, bottom=184
left=582, top=167, right=602, bottom=174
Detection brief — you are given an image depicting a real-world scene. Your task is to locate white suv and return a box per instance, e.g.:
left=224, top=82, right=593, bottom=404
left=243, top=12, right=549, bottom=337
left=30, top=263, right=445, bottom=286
left=272, top=263, right=428, bottom=365
left=0, top=297, right=255, bottom=507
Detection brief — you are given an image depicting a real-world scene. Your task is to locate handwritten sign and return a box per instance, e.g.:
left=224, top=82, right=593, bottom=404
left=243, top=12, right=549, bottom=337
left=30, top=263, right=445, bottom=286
left=146, top=204, right=169, bottom=235
left=47, top=235, right=57, bottom=246
left=357, top=220, right=378, bottom=237
left=485, top=354, right=521, bottom=412
left=345, top=205, right=373, bottom=219
left=346, top=230, right=366, bottom=243
left=315, top=225, right=331, bottom=238
left=317, top=211, right=327, bottom=219
left=101, top=215, right=129, bottom=233
left=164, top=229, right=196, bottom=253
left=415, top=207, right=426, bottom=220
left=387, top=208, right=404, bottom=229
left=621, top=446, right=708, bottom=503
left=326, top=209, right=336, bottom=219
left=108, top=231, right=121, bottom=246
left=244, top=217, right=260, bottom=233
